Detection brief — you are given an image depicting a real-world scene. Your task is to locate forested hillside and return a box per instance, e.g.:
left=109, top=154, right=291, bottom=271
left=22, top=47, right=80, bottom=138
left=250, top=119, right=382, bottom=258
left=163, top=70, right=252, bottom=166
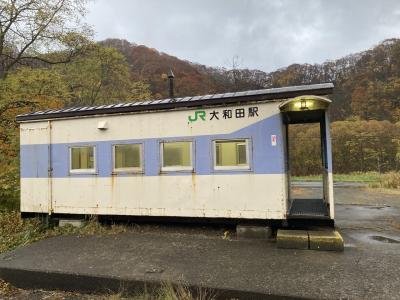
left=268, top=39, right=400, bottom=122
left=97, top=39, right=400, bottom=178
left=101, top=38, right=400, bottom=122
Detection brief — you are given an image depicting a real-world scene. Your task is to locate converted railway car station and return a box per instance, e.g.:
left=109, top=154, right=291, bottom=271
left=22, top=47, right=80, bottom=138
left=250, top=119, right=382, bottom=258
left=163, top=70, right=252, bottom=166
left=17, top=82, right=335, bottom=228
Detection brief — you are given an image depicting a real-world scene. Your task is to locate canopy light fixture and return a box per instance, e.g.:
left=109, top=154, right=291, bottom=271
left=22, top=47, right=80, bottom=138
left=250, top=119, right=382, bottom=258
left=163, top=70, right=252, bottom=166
left=294, top=99, right=314, bottom=110
left=97, top=121, right=108, bottom=130
left=279, top=95, right=331, bottom=113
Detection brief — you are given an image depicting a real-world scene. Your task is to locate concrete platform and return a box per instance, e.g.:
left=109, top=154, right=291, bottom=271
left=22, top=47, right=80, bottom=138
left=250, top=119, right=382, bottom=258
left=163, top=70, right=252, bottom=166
left=236, top=225, right=273, bottom=240
left=1, top=204, right=400, bottom=299
left=59, top=219, right=85, bottom=228
left=277, top=230, right=309, bottom=249
left=309, top=230, right=344, bottom=251
left=277, top=229, right=344, bottom=251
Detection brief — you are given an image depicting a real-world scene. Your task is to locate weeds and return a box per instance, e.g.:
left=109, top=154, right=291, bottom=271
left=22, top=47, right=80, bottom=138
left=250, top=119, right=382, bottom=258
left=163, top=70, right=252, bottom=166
left=292, top=171, right=382, bottom=183
left=292, top=171, right=400, bottom=189
left=389, top=218, right=400, bottom=230
left=333, top=172, right=381, bottom=183
left=0, top=281, right=216, bottom=300
left=222, top=230, right=232, bottom=241
left=101, top=283, right=215, bottom=300
left=0, top=279, right=20, bottom=297
left=369, top=172, right=400, bottom=189
left=156, top=284, right=216, bottom=300
left=0, top=211, right=127, bottom=254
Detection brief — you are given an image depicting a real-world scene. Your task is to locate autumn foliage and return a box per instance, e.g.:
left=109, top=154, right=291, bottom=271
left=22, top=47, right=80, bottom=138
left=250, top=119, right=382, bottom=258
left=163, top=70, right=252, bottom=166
left=289, top=121, right=400, bottom=176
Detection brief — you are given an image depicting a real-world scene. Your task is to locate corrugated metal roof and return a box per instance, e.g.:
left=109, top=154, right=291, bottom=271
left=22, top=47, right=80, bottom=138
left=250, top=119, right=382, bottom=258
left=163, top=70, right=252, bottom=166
left=16, top=83, right=334, bottom=122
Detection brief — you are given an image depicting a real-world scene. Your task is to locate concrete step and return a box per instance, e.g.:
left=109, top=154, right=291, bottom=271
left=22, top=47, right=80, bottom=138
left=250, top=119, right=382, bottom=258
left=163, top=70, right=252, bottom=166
left=277, top=229, right=344, bottom=251
left=309, top=230, right=344, bottom=251
left=58, top=219, right=85, bottom=228
left=276, top=230, right=309, bottom=249
left=236, top=225, right=273, bottom=240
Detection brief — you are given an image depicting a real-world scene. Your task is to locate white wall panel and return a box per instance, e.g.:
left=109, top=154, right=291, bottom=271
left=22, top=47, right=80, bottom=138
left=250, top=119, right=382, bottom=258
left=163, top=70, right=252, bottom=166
left=20, top=122, right=50, bottom=145
left=20, top=179, right=49, bottom=213
left=43, top=174, right=286, bottom=219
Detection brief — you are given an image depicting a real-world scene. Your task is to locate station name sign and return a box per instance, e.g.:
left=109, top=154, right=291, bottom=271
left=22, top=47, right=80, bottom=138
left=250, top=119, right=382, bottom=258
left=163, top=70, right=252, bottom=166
left=188, top=107, right=259, bottom=123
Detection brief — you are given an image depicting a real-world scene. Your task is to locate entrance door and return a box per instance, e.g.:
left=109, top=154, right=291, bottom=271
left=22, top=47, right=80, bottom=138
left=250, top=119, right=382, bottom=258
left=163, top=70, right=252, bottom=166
left=288, top=122, right=324, bottom=201
left=280, top=96, right=333, bottom=220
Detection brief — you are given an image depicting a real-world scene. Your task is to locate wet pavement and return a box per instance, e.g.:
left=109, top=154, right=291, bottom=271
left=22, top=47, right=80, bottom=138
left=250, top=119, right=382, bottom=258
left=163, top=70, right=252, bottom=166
left=0, top=185, right=400, bottom=299
left=292, top=182, right=400, bottom=207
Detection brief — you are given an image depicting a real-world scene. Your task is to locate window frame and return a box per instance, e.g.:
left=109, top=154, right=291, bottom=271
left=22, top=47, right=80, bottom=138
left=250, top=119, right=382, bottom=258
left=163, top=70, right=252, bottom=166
left=212, top=138, right=251, bottom=171
left=112, top=143, right=144, bottom=174
left=160, top=140, right=194, bottom=172
left=69, top=145, right=97, bottom=174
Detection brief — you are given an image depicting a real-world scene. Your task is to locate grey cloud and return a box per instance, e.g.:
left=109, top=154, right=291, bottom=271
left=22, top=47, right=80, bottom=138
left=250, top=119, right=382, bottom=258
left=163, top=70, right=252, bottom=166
left=85, top=0, right=400, bottom=72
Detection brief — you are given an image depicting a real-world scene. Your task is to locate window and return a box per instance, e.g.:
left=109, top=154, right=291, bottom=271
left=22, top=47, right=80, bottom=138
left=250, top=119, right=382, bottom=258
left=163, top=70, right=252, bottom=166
left=113, top=144, right=142, bottom=172
left=161, top=141, right=193, bottom=171
left=214, top=139, right=250, bottom=170
left=70, top=146, right=95, bottom=173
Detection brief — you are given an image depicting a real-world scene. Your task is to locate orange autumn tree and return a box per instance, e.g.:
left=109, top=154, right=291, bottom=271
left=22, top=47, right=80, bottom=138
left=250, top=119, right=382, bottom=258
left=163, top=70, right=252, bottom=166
left=0, top=67, right=67, bottom=209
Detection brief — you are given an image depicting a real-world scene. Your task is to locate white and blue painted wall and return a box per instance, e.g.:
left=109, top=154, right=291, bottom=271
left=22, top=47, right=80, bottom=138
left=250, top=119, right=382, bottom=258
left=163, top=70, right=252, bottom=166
left=20, top=101, right=292, bottom=219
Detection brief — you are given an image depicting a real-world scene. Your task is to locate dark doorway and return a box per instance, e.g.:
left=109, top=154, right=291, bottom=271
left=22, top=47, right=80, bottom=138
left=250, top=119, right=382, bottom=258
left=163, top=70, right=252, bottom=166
left=288, top=122, right=324, bottom=201
left=281, top=112, right=330, bottom=219
left=280, top=96, right=333, bottom=220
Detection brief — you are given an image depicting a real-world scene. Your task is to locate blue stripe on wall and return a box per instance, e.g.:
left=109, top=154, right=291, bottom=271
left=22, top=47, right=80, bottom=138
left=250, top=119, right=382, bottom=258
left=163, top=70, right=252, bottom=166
left=20, top=144, right=49, bottom=178
left=21, top=114, right=285, bottom=178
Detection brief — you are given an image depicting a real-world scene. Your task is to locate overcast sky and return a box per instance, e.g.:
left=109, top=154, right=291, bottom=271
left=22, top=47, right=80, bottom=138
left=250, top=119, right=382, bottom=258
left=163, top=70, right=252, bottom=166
left=86, top=0, right=400, bottom=72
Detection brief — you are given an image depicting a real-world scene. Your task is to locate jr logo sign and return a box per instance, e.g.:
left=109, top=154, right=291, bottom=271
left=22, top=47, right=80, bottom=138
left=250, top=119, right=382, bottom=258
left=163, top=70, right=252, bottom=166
left=188, top=111, right=206, bottom=122
left=188, top=107, right=259, bottom=123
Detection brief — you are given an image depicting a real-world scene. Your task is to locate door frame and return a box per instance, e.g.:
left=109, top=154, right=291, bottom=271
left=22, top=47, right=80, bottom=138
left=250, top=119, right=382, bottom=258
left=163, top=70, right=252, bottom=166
left=280, top=96, right=334, bottom=220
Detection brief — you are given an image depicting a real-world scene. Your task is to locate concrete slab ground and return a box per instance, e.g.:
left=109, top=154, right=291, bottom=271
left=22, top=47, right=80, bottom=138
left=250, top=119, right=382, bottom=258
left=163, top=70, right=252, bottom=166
left=308, top=230, right=344, bottom=251
left=1, top=203, right=400, bottom=299
left=276, top=230, right=309, bottom=249
left=277, top=229, right=344, bottom=251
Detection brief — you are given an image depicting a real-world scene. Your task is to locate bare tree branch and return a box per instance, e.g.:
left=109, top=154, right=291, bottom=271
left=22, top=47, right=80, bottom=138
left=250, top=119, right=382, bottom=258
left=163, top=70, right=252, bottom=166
left=0, top=0, right=91, bottom=79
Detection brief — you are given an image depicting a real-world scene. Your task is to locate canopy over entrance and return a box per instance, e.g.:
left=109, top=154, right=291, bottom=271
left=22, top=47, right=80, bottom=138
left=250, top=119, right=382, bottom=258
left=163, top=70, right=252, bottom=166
left=279, top=95, right=332, bottom=124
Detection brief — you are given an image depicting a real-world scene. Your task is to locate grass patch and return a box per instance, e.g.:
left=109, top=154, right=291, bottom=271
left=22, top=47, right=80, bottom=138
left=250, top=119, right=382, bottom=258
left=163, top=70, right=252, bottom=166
left=0, top=280, right=215, bottom=300
left=369, top=172, right=400, bottom=189
left=333, top=172, right=382, bottom=183
left=292, top=172, right=382, bottom=183
left=291, top=174, right=323, bottom=181
left=292, top=171, right=400, bottom=189
left=0, top=279, right=20, bottom=297
left=0, top=211, right=127, bottom=254
left=135, top=284, right=216, bottom=300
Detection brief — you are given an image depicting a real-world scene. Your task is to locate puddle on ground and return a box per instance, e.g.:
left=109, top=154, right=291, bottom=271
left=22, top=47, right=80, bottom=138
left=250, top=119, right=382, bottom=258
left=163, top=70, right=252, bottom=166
left=344, top=231, right=400, bottom=246
left=370, top=235, right=400, bottom=244
left=367, top=206, right=388, bottom=210
left=336, top=205, right=399, bottom=221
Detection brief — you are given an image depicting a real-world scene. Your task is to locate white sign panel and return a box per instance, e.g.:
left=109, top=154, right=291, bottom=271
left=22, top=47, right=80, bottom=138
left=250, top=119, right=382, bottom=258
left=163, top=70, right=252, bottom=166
left=271, top=135, right=277, bottom=146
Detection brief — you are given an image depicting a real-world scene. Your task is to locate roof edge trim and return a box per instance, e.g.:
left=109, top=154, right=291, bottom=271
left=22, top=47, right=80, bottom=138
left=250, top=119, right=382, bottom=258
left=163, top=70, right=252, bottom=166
left=16, top=83, right=334, bottom=122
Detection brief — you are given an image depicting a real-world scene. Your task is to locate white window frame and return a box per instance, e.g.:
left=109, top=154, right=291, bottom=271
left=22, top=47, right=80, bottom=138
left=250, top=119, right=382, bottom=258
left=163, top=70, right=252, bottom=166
left=213, top=139, right=250, bottom=171
left=160, top=140, right=194, bottom=172
left=69, top=145, right=96, bottom=174
left=112, top=143, right=143, bottom=173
